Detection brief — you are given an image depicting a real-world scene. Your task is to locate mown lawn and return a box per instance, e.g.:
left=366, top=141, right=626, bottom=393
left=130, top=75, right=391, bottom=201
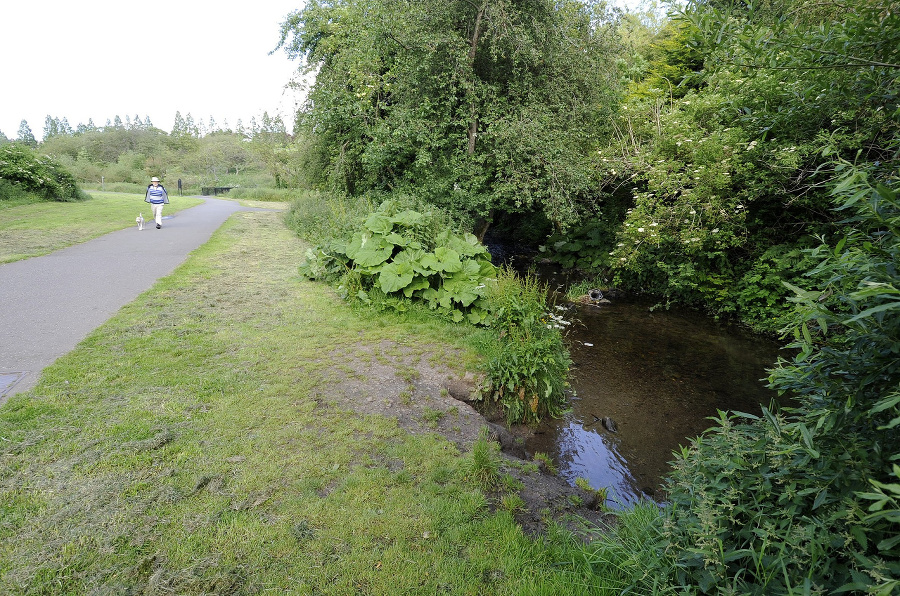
left=0, top=209, right=626, bottom=595
left=0, top=192, right=204, bottom=263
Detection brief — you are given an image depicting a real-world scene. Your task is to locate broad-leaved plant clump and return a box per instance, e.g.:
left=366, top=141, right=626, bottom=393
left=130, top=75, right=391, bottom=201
left=477, top=267, right=571, bottom=424
left=299, top=199, right=497, bottom=324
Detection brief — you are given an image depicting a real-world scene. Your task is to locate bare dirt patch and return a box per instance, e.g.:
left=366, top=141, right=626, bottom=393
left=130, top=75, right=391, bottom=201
left=314, top=339, right=614, bottom=538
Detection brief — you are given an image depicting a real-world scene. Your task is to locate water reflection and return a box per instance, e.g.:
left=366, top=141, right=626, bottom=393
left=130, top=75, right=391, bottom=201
left=525, top=297, right=784, bottom=508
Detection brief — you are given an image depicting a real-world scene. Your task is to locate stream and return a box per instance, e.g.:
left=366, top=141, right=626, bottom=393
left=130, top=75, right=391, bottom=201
left=522, top=279, right=784, bottom=508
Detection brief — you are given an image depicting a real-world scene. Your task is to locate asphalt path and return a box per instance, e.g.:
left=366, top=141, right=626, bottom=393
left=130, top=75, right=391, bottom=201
left=0, top=197, right=272, bottom=403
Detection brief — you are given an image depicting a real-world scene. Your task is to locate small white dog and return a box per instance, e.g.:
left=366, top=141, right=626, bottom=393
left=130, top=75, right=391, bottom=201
left=136, top=213, right=144, bottom=230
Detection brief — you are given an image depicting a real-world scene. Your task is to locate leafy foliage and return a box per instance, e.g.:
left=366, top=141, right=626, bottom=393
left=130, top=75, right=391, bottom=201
left=0, top=143, right=85, bottom=201
left=277, top=0, right=623, bottom=229
left=299, top=200, right=497, bottom=324
left=542, top=221, right=614, bottom=271
left=545, top=0, right=900, bottom=333
left=476, top=267, right=571, bottom=424
left=657, top=170, right=900, bottom=594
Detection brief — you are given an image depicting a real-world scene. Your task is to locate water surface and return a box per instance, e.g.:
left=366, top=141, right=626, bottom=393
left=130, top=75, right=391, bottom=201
left=525, top=296, right=783, bottom=508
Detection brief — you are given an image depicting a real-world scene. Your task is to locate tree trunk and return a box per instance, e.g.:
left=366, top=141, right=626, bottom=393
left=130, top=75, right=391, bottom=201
left=467, top=2, right=486, bottom=156
left=468, top=112, right=478, bottom=155
left=475, top=209, right=494, bottom=243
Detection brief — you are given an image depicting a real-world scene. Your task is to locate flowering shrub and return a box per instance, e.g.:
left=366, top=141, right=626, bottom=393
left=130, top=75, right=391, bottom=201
left=0, top=143, right=83, bottom=201
left=601, top=91, right=759, bottom=306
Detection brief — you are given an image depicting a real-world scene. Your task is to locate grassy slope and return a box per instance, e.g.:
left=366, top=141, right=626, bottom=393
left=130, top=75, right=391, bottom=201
left=0, top=192, right=204, bottom=263
left=0, top=210, right=622, bottom=595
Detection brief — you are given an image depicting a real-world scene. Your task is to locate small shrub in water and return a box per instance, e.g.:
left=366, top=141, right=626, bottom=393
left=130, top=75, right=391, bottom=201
left=480, top=267, right=572, bottom=424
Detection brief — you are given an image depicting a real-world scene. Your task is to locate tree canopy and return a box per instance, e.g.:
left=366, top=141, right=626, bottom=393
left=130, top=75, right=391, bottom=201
left=586, top=0, right=900, bottom=328
left=278, top=0, right=624, bottom=232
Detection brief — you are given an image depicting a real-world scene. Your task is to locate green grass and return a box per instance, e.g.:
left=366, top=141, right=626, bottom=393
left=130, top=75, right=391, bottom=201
left=227, top=187, right=299, bottom=202
left=0, top=210, right=646, bottom=594
left=0, top=191, right=204, bottom=263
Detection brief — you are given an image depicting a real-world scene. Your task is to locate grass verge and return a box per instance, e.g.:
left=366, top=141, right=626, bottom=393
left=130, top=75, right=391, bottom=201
left=0, top=191, right=204, bottom=263
left=0, top=210, right=638, bottom=594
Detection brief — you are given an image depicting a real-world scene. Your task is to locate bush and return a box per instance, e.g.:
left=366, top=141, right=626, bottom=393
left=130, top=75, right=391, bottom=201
left=0, top=143, right=85, bottom=201
left=731, top=243, right=819, bottom=332
left=544, top=220, right=615, bottom=271
left=655, top=168, right=900, bottom=594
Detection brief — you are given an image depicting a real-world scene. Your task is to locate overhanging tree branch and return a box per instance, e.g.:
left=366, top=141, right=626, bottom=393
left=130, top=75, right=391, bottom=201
left=757, top=39, right=900, bottom=69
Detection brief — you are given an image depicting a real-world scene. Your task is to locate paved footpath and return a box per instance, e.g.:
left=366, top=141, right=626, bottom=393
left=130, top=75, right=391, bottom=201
left=0, top=197, right=273, bottom=403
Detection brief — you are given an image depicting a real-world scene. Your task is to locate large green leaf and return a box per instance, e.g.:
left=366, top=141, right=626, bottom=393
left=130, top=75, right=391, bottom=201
left=394, top=248, right=432, bottom=275
left=384, top=232, right=411, bottom=247
left=347, top=232, right=394, bottom=267
left=466, top=308, right=490, bottom=325
left=442, top=269, right=483, bottom=306
left=420, top=288, right=439, bottom=308
left=364, top=214, right=394, bottom=235
left=390, top=210, right=424, bottom=227
left=478, top=259, right=497, bottom=278
left=448, top=233, right=489, bottom=257
left=344, top=231, right=367, bottom=259
left=431, top=247, right=462, bottom=272
left=419, top=253, right=439, bottom=272
left=402, top=275, right=432, bottom=297
left=437, top=288, right=454, bottom=309
left=378, top=261, right=416, bottom=293
left=460, top=258, right=481, bottom=277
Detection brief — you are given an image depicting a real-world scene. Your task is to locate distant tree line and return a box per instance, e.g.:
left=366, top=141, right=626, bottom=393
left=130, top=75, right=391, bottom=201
left=0, top=111, right=298, bottom=190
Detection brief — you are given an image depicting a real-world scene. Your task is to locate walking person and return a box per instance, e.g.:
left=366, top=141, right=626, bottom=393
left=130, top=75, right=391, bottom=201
left=144, top=176, right=169, bottom=229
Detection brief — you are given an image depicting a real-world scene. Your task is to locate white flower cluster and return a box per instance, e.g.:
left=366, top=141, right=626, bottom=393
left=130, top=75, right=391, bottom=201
left=546, top=307, right=572, bottom=330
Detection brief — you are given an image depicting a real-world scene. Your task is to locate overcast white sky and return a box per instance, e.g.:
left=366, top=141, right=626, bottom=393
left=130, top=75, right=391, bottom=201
left=0, top=1, right=306, bottom=141
left=1, top=0, right=652, bottom=142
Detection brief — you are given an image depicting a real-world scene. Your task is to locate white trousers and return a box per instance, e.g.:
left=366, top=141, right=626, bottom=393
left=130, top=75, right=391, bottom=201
left=150, top=203, right=164, bottom=226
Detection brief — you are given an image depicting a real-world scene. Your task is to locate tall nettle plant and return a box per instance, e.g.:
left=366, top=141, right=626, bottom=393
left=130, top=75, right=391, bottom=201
left=657, top=167, right=900, bottom=594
